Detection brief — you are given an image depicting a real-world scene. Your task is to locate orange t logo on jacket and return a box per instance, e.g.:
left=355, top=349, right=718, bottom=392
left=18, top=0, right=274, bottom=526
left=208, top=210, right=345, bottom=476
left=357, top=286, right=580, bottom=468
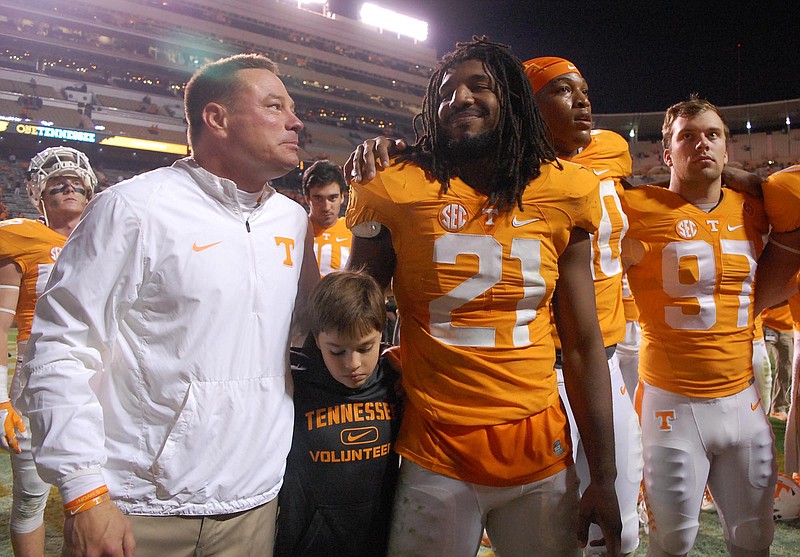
left=275, top=237, right=295, bottom=266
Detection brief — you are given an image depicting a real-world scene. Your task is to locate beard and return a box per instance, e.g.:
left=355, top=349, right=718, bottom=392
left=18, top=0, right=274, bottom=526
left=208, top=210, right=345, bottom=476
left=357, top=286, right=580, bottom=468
left=443, top=128, right=500, bottom=164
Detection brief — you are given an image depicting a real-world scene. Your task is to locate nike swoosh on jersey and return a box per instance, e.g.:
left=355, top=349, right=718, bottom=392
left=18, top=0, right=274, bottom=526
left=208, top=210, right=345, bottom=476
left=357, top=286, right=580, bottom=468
left=727, top=224, right=745, bottom=231
left=335, top=237, right=348, bottom=242
left=750, top=401, right=760, bottom=411
left=593, top=168, right=610, bottom=176
left=192, top=241, right=222, bottom=252
left=512, top=216, right=541, bottom=227
left=620, top=385, right=627, bottom=395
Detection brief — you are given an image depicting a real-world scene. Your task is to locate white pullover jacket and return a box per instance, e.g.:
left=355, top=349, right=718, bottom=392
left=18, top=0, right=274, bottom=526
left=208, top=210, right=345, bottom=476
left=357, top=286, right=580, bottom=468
left=21, top=158, right=311, bottom=515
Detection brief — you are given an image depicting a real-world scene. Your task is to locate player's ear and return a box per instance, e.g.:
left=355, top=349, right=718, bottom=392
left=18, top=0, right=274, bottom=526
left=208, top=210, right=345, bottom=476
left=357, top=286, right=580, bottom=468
left=663, top=148, right=673, bottom=167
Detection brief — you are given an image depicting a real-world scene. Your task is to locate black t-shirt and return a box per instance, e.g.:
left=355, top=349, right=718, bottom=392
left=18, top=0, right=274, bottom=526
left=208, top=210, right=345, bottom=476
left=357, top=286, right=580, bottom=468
left=274, top=341, right=402, bottom=557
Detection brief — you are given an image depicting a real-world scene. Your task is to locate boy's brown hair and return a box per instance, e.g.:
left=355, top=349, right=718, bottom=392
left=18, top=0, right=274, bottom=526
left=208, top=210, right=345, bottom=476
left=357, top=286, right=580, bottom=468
left=308, top=271, right=386, bottom=340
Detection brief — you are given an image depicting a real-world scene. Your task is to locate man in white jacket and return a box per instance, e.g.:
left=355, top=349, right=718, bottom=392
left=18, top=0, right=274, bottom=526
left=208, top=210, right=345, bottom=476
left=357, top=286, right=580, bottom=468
left=20, top=54, right=319, bottom=557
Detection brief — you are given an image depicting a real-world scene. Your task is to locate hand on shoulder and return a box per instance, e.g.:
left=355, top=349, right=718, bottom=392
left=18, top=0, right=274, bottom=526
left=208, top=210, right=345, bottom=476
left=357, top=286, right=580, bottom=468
left=345, top=137, right=408, bottom=184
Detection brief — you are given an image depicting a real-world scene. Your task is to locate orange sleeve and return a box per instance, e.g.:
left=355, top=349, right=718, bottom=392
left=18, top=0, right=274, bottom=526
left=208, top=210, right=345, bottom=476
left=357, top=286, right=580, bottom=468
left=763, top=165, right=800, bottom=232
left=761, top=305, right=794, bottom=332
left=0, top=219, right=66, bottom=341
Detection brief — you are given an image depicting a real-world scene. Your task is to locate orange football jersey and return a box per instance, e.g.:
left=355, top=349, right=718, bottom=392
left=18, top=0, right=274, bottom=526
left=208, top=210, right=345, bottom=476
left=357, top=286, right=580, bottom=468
left=622, top=186, right=769, bottom=398
left=311, top=216, right=351, bottom=276
left=0, top=218, right=66, bottom=342
left=348, top=160, right=600, bottom=484
left=568, top=129, right=632, bottom=345
left=762, top=165, right=800, bottom=233
left=348, top=160, right=601, bottom=425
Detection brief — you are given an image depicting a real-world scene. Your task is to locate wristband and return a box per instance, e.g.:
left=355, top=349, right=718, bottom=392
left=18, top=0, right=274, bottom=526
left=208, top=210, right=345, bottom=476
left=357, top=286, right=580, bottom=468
left=0, top=284, right=20, bottom=315
left=63, top=486, right=110, bottom=516
left=0, top=367, right=8, bottom=403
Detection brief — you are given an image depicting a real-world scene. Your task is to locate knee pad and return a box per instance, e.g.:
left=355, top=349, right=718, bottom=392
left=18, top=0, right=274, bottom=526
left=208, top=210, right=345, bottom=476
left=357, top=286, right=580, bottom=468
left=655, top=525, right=698, bottom=556
left=643, top=444, right=701, bottom=556
left=726, top=516, right=774, bottom=551
left=646, top=533, right=690, bottom=557
left=10, top=454, right=51, bottom=534
left=11, top=486, right=48, bottom=534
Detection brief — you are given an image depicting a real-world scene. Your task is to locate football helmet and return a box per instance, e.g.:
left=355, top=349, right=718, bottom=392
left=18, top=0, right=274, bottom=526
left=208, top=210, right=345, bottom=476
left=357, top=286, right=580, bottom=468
left=773, top=473, right=800, bottom=522
left=26, top=146, right=97, bottom=212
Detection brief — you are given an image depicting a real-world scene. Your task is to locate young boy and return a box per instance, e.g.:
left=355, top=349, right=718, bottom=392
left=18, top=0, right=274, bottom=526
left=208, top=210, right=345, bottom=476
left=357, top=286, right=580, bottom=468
left=275, top=271, right=402, bottom=557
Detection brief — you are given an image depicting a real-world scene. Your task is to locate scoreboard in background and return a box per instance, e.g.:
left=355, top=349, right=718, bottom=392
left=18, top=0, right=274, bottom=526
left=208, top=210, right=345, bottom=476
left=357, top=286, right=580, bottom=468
left=1, top=120, right=96, bottom=143
left=0, top=118, right=188, bottom=156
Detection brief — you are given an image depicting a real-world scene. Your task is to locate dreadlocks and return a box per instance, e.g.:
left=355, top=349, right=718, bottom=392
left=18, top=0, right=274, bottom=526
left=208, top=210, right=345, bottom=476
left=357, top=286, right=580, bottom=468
left=405, top=36, right=558, bottom=213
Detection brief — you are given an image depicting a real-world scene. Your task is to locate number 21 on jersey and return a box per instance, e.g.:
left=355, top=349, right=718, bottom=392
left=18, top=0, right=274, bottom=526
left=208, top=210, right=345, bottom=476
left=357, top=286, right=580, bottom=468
left=428, top=233, right=547, bottom=348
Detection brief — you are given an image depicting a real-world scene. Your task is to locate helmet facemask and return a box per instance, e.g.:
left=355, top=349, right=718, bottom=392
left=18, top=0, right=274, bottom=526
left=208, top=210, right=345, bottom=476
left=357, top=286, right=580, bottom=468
left=26, top=147, right=98, bottom=216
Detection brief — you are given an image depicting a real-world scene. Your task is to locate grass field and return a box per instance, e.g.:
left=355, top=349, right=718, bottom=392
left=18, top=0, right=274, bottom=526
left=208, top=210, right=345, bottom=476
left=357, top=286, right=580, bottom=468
left=2, top=331, right=799, bottom=556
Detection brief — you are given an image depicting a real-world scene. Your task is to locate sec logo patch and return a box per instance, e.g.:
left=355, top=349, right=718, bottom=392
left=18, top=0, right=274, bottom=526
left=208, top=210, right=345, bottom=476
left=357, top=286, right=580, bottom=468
left=675, top=219, right=698, bottom=239
left=439, top=203, right=468, bottom=232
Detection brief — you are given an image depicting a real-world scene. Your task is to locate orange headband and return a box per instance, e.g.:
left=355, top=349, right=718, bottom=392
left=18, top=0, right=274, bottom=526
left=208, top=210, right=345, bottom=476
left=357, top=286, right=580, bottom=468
left=523, top=57, right=582, bottom=93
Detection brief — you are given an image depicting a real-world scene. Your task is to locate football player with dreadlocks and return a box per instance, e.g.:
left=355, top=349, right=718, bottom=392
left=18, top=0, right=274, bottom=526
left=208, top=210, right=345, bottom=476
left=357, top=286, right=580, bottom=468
left=0, top=146, right=96, bottom=557
left=346, top=37, right=621, bottom=557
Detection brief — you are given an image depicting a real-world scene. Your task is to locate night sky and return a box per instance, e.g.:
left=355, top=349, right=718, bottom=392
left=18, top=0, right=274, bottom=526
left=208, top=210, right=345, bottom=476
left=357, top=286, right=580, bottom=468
left=329, top=0, right=800, bottom=115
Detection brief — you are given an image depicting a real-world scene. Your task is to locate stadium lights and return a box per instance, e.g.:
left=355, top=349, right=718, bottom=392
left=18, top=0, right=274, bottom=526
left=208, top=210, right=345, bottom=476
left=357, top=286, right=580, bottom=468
left=359, top=3, right=428, bottom=42
left=296, top=0, right=329, bottom=16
